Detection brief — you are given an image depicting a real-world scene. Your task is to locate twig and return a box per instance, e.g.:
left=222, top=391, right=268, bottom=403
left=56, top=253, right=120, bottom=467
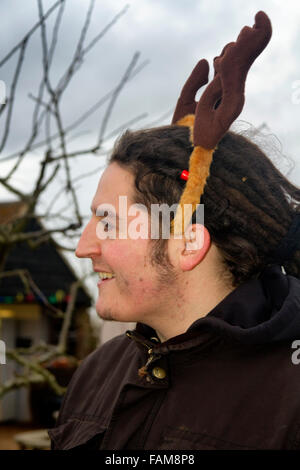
left=6, top=350, right=66, bottom=395
left=0, top=177, right=28, bottom=199
left=4, top=2, right=66, bottom=179
left=2, top=223, right=81, bottom=244
left=0, top=374, right=45, bottom=399
left=97, top=52, right=140, bottom=147
left=82, top=4, right=129, bottom=56
left=0, top=0, right=63, bottom=68
left=142, top=108, right=173, bottom=128
left=0, top=60, right=149, bottom=163
left=103, top=112, right=148, bottom=142
left=57, top=281, right=79, bottom=352
left=0, top=39, right=28, bottom=154
left=72, top=164, right=106, bottom=184
left=56, top=2, right=127, bottom=95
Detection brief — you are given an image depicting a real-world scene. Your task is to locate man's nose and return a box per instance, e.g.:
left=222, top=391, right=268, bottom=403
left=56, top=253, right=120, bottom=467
left=75, top=219, right=101, bottom=258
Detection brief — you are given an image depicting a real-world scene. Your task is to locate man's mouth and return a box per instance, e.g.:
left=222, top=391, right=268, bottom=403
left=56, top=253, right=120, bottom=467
left=97, top=272, right=116, bottom=284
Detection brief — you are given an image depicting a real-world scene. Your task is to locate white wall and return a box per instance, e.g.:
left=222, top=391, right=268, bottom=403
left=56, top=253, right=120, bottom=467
left=0, top=313, right=48, bottom=422
left=0, top=319, right=17, bottom=421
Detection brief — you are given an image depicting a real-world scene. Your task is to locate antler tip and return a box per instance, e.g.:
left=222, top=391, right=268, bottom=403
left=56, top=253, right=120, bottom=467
left=254, top=11, right=272, bottom=38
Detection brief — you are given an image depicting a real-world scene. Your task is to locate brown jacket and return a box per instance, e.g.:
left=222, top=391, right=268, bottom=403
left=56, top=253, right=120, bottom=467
left=49, top=265, right=300, bottom=450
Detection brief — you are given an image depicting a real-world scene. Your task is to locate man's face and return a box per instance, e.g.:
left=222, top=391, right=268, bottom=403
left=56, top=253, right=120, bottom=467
left=76, top=162, right=178, bottom=324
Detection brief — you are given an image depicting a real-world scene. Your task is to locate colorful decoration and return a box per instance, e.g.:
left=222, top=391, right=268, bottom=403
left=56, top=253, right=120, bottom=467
left=55, top=290, right=66, bottom=302
left=48, top=294, right=57, bottom=304
left=0, top=291, right=71, bottom=304
left=25, top=293, right=35, bottom=302
left=16, top=292, right=24, bottom=302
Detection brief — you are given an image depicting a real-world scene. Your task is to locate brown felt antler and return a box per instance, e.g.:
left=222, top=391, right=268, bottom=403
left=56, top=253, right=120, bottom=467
left=172, top=59, right=209, bottom=127
left=194, top=11, right=272, bottom=149
left=172, top=11, right=272, bottom=235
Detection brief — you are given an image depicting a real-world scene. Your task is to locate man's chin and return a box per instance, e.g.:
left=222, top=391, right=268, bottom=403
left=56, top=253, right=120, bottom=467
left=96, top=307, right=116, bottom=322
left=96, top=307, right=138, bottom=324
left=96, top=304, right=126, bottom=322
left=96, top=298, right=139, bottom=323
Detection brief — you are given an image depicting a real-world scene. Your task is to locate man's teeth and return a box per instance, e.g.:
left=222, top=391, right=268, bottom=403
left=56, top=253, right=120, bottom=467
left=98, top=272, right=115, bottom=280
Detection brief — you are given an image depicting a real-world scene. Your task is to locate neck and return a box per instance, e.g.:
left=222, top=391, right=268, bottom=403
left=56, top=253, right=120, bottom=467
left=149, top=267, right=235, bottom=343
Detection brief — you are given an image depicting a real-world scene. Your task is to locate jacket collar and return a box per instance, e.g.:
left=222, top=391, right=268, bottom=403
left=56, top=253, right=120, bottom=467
left=126, top=265, right=300, bottom=353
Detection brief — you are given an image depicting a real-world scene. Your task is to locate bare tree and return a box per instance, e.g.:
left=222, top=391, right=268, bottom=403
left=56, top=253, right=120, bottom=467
left=0, top=0, right=148, bottom=399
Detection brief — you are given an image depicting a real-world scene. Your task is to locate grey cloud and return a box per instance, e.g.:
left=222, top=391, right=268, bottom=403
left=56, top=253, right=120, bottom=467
left=0, top=0, right=299, bottom=195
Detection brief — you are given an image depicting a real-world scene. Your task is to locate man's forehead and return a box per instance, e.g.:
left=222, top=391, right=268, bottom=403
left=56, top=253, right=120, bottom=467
left=91, top=164, right=135, bottom=214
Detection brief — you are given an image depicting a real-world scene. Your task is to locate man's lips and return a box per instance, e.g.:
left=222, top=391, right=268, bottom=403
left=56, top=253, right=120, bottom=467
left=97, top=277, right=115, bottom=286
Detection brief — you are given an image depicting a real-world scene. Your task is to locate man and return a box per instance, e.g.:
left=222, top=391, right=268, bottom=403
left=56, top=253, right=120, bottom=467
left=49, top=12, right=300, bottom=449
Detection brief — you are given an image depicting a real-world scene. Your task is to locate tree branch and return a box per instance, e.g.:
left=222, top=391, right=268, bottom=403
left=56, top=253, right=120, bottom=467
left=0, top=0, right=64, bottom=68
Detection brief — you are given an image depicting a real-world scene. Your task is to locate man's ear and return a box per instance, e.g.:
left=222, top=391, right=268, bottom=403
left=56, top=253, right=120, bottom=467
left=179, top=224, right=211, bottom=271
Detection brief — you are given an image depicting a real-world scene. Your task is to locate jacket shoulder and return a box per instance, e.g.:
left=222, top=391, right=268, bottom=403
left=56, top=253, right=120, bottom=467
left=56, top=332, right=135, bottom=422
left=78, top=332, right=131, bottom=371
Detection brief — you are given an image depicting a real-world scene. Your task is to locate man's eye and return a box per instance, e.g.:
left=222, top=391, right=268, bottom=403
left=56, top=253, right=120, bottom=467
left=101, top=220, right=114, bottom=232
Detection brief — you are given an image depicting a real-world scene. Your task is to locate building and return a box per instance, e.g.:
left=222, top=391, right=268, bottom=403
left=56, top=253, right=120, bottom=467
left=0, top=201, right=93, bottom=422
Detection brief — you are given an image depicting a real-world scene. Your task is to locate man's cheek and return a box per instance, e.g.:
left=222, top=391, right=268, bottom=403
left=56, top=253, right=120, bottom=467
left=138, top=278, right=161, bottom=296
left=120, top=275, right=154, bottom=297
left=115, top=273, right=129, bottom=292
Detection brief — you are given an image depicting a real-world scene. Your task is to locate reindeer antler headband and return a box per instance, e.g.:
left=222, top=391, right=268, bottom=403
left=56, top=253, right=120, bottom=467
left=171, top=11, right=272, bottom=235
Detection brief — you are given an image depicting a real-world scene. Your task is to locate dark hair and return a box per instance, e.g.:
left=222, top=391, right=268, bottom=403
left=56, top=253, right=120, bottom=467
left=109, top=125, right=300, bottom=287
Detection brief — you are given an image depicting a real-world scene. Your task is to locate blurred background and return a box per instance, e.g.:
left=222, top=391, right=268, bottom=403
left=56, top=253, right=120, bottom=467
left=0, top=0, right=299, bottom=449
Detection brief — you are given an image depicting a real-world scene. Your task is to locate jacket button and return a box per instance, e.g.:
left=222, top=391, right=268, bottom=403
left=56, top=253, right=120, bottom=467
left=150, top=336, right=160, bottom=343
left=152, top=367, right=166, bottom=379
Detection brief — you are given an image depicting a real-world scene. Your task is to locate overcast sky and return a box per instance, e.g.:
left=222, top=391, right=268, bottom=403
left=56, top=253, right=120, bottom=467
left=0, top=0, right=299, bottom=313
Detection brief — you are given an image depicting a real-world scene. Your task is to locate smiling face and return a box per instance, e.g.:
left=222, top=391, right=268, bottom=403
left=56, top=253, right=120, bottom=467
left=75, top=162, right=179, bottom=325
